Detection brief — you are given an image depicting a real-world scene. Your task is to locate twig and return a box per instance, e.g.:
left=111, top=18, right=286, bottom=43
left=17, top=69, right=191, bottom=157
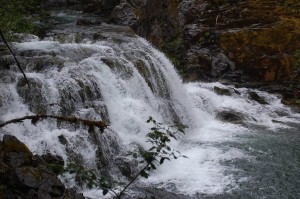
left=0, top=29, right=30, bottom=87
left=0, top=114, right=108, bottom=132
left=116, top=162, right=151, bottom=199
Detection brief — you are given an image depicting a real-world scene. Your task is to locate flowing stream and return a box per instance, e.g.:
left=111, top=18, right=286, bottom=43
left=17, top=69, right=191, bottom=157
left=0, top=11, right=300, bottom=199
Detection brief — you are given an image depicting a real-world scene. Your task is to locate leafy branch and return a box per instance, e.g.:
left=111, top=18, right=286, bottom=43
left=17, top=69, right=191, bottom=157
left=101, top=117, right=188, bottom=198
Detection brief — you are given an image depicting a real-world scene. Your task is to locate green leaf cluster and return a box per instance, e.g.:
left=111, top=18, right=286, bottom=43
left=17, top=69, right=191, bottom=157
left=138, top=117, right=188, bottom=178
left=0, top=0, right=38, bottom=34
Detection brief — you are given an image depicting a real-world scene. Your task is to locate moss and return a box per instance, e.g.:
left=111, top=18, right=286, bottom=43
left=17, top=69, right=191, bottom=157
left=2, top=139, right=32, bottom=155
left=47, top=164, right=64, bottom=175
left=162, top=38, right=183, bottom=68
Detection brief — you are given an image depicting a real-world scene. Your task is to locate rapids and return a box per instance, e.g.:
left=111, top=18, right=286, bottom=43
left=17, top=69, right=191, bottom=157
left=0, top=10, right=299, bottom=199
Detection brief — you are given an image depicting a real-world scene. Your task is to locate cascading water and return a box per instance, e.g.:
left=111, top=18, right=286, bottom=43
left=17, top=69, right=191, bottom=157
left=0, top=11, right=300, bottom=199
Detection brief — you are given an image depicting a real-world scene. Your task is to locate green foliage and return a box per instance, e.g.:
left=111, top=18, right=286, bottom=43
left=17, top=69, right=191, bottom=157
left=47, top=163, right=64, bottom=175
left=64, top=162, right=108, bottom=189
left=0, top=0, right=38, bottom=35
left=162, top=38, right=183, bottom=67
left=139, top=117, right=188, bottom=178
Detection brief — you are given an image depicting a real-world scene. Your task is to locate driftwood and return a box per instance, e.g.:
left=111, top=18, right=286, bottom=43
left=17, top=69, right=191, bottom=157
left=0, top=114, right=108, bottom=133
left=0, top=29, right=30, bottom=86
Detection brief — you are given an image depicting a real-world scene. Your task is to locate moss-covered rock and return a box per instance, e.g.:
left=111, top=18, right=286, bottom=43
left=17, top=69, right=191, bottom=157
left=214, top=86, right=231, bottom=96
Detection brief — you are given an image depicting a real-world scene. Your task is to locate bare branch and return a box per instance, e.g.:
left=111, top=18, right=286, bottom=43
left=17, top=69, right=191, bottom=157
left=116, top=162, right=151, bottom=199
left=0, top=114, right=108, bottom=132
left=0, top=29, right=30, bottom=87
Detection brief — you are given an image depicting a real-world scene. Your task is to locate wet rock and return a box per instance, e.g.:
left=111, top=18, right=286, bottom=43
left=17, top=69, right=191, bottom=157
left=76, top=19, right=94, bottom=26
left=214, top=86, right=231, bottom=96
left=17, top=77, right=47, bottom=114
left=109, top=0, right=181, bottom=47
left=58, top=135, right=68, bottom=145
left=216, top=110, right=244, bottom=124
left=249, top=91, right=269, bottom=105
left=41, top=153, right=65, bottom=166
left=110, top=1, right=138, bottom=27
left=211, top=52, right=235, bottom=78
left=101, top=0, right=121, bottom=16
left=114, top=157, right=138, bottom=179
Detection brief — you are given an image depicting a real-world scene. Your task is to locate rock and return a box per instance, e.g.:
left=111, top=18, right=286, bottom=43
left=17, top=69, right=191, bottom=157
left=216, top=110, right=244, bottom=124
left=1, top=135, right=33, bottom=168
left=41, top=153, right=64, bottom=166
left=214, top=86, right=231, bottom=96
left=249, top=91, right=268, bottom=105
left=0, top=135, right=84, bottom=199
left=58, top=135, right=68, bottom=145
left=110, top=1, right=138, bottom=27
left=15, top=166, right=42, bottom=189
left=17, top=77, right=47, bottom=114
left=211, top=52, right=235, bottom=78
left=76, top=19, right=94, bottom=26
left=109, top=0, right=181, bottom=47
left=101, top=0, right=121, bottom=16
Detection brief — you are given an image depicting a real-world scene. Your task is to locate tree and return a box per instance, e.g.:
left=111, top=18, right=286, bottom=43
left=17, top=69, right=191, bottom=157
left=0, top=0, right=38, bottom=35
left=0, top=0, right=38, bottom=86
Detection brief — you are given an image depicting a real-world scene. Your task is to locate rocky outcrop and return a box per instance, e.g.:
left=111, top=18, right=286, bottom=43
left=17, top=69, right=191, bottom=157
left=109, top=0, right=181, bottom=47
left=86, top=0, right=299, bottom=86
left=176, top=0, right=300, bottom=83
left=0, top=135, right=84, bottom=199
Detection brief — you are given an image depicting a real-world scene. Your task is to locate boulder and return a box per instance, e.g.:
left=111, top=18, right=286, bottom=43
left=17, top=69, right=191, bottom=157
left=0, top=135, right=84, bottom=199
left=216, top=110, right=244, bottom=124
left=214, top=86, right=231, bottom=96
left=249, top=91, right=268, bottom=105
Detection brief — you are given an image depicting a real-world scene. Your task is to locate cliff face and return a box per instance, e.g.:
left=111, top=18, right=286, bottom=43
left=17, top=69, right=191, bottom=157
left=102, top=0, right=299, bottom=82
left=176, top=0, right=299, bottom=82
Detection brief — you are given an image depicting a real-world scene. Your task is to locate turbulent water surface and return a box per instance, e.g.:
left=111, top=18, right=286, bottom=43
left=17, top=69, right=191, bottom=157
left=0, top=10, right=300, bottom=199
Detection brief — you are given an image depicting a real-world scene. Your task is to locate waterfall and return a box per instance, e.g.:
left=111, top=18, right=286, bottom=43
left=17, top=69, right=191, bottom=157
left=1, top=13, right=300, bottom=199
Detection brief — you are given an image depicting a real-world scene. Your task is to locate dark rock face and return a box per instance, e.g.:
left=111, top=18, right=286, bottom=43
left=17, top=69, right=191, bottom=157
left=109, top=0, right=181, bottom=47
left=0, top=135, right=84, bottom=199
